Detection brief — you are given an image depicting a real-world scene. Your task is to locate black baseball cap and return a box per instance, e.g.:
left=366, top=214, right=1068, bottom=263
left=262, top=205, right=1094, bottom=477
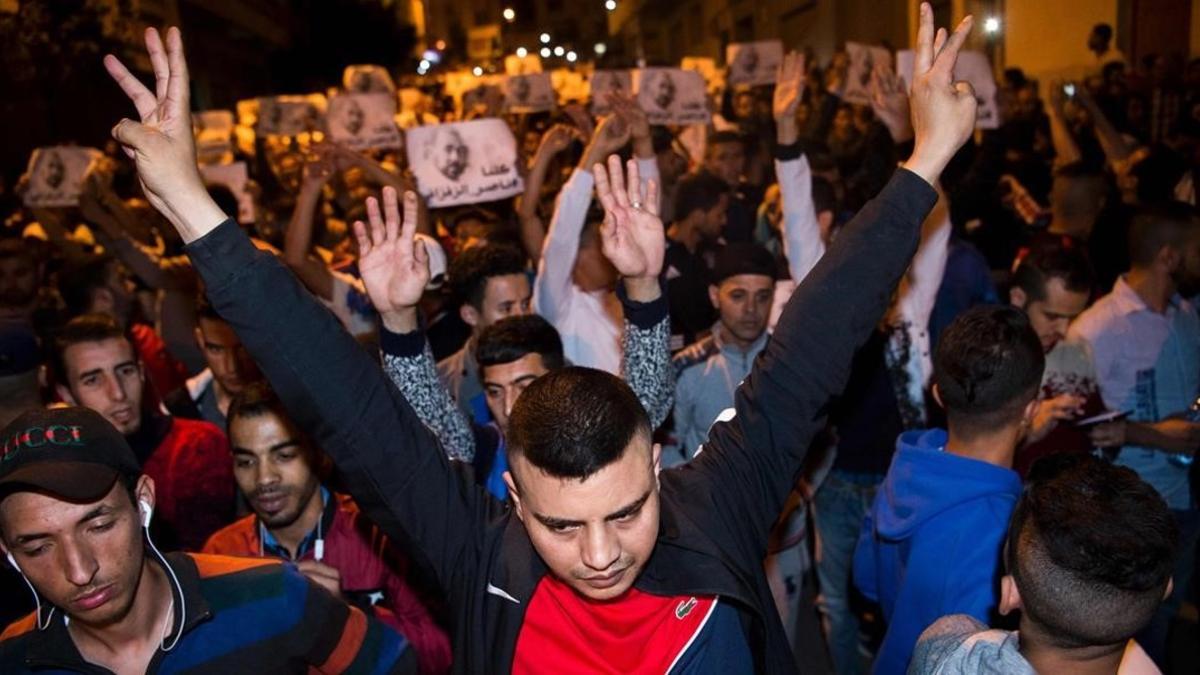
left=0, top=407, right=141, bottom=503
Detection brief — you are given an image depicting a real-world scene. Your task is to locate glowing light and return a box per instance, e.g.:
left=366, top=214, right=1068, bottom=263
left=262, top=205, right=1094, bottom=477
left=984, top=17, right=1001, bottom=34
left=553, top=46, right=564, bottom=57
left=540, top=47, right=551, bottom=58
left=419, top=59, right=431, bottom=69
left=473, top=66, right=483, bottom=76
left=566, top=51, right=577, bottom=63
left=594, top=42, right=607, bottom=55
left=605, top=0, right=617, bottom=11
left=503, top=7, right=515, bottom=22
left=516, top=47, right=528, bottom=58
left=435, top=40, right=446, bottom=50
left=539, top=33, right=551, bottom=44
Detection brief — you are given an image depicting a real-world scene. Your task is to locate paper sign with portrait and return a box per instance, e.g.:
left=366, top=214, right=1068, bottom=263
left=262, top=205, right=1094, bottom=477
left=590, top=70, right=632, bottom=115
left=504, top=73, right=555, bottom=113
left=843, top=43, right=892, bottom=105
left=634, top=68, right=711, bottom=126
left=194, top=110, right=235, bottom=165
left=251, top=94, right=327, bottom=136
left=199, top=161, right=255, bottom=224
left=22, top=146, right=102, bottom=208
left=327, top=93, right=402, bottom=150
left=895, top=49, right=999, bottom=129
left=405, top=118, right=524, bottom=208
left=343, top=64, right=396, bottom=94
left=726, top=40, right=783, bottom=87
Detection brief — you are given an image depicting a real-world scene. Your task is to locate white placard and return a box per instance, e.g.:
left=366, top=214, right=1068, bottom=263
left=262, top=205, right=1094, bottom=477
left=634, top=69, right=711, bottom=125
left=504, top=73, right=555, bottom=113
left=844, top=42, right=892, bottom=105
left=22, top=146, right=102, bottom=208
left=726, top=40, right=784, bottom=87
left=194, top=110, right=234, bottom=165
left=343, top=64, right=395, bottom=94
left=405, top=119, right=524, bottom=208
left=252, top=95, right=327, bottom=136
left=199, top=161, right=255, bottom=224
left=590, top=70, right=632, bottom=115
left=895, top=49, right=1000, bottom=129
left=326, top=93, right=402, bottom=150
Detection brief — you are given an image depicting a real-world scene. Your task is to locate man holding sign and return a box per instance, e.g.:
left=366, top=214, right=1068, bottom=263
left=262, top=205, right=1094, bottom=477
left=102, top=4, right=977, bottom=671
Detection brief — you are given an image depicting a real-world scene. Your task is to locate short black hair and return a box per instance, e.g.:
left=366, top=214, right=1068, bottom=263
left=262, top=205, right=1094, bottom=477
left=476, top=314, right=564, bottom=372
left=446, top=243, right=527, bottom=309
left=57, top=254, right=117, bottom=318
left=934, top=306, right=1045, bottom=439
left=1129, top=201, right=1200, bottom=268
left=1011, top=236, right=1095, bottom=303
left=227, top=381, right=329, bottom=477
left=194, top=287, right=222, bottom=323
left=1007, top=454, right=1177, bottom=648
left=1092, top=23, right=1113, bottom=42
left=448, top=207, right=499, bottom=237
left=706, top=130, right=744, bottom=150
left=712, top=242, right=776, bottom=283
left=507, top=367, right=650, bottom=480
left=673, top=171, right=729, bottom=221
left=51, top=313, right=129, bottom=388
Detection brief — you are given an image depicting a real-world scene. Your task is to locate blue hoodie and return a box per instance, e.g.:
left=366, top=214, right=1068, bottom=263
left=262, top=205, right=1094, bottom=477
left=852, top=428, right=1023, bottom=675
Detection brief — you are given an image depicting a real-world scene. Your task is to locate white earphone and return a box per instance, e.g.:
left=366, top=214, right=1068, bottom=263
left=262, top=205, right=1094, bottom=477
left=5, top=550, right=18, bottom=573
left=138, top=499, right=153, bottom=529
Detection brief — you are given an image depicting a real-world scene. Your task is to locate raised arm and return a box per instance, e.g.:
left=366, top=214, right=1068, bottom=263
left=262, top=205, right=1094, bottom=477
left=517, top=124, right=579, bottom=264
left=533, top=114, right=630, bottom=322
left=774, top=51, right=826, bottom=284
left=1046, top=82, right=1084, bottom=169
left=685, top=4, right=976, bottom=548
left=105, top=26, right=491, bottom=590
left=284, top=147, right=338, bottom=300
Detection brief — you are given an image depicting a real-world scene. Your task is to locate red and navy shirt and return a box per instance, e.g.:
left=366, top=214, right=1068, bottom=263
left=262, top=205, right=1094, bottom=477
left=513, top=575, right=752, bottom=673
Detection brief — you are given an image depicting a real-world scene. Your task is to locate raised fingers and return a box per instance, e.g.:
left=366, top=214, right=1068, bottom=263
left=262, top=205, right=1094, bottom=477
left=145, top=27, right=170, bottom=101
left=932, top=28, right=948, bottom=58
left=626, top=158, right=641, bottom=206
left=593, top=161, right=618, bottom=213
left=401, top=191, right=419, bottom=243
left=381, top=186, right=401, bottom=244
left=164, top=27, right=190, bottom=111
left=914, top=2, right=935, bottom=75
left=932, top=16, right=974, bottom=75
left=607, top=154, right=630, bottom=208
left=645, top=179, right=660, bottom=217
left=104, top=55, right=157, bottom=120
left=352, top=220, right=373, bottom=256
left=365, top=196, right=385, bottom=248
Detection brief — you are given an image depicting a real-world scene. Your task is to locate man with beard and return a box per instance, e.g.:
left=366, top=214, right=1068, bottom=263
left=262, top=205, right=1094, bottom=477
left=42, top=151, right=66, bottom=191
left=203, top=383, right=451, bottom=673
left=426, top=128, right=469, bottom=181
left=1067, top=202, right=1200, bottom=666
left=650, top=71, right=676, bottom=110
left=343, top=98, right=365, bottom=136
left=51, top=314, right=235, bottom=550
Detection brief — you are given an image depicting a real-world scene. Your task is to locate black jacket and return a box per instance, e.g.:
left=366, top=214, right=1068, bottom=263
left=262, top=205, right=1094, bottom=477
left=185, top=168, right=937, bottom=674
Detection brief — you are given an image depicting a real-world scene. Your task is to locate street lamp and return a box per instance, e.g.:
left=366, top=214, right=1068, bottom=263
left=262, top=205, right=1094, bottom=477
left=605, top=0, right=616, bottom=11
left=516, top=47, right=528, bottom=58
left=984, top=17, right=1001, bottom=34
left=540, top=47, right=551, bottom=58
left=503, top=7, right=515, bottom=22
left=566, top=51, right=577, bottom=63
left=473, top=66, right=483, bottom=76
left=594, top=42, right=607, bottom=55
left=539, top=33, right=551, bottom=44
left=553, top=46, right=564, bottom=57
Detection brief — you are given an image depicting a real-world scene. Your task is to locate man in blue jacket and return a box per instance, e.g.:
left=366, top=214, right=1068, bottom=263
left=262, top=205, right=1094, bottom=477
left=853, top=306, right=1045, bottom=674
left=102, top=5, right=979, bottom=671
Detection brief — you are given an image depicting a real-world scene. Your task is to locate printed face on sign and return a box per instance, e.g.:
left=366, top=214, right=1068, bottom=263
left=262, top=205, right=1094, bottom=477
left=343, top=65, right=395, bottom=94
left=590, top=70, right=631, bottom=115
left=726, top=41, right=783, bottom=87
left=256, top=96, right=325, bottom=136
left=406, top=119, right=524, bottom=208
left=429, top=128, right=470, bottom=181
left=22, top=146, right=102, bottom=208
left=843, top=43, right=891, bottom=105
left=344, top=99, right=365, bottom=135
left=635, top=69, right=710, bottom=125
left=504, top=73, right=554, bottom=113
left=327, top=93, right=400, bottom=150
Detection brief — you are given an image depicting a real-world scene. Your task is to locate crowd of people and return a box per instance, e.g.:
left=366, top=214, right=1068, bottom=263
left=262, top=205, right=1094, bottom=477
left=0, top=5, right=1196, bottom=673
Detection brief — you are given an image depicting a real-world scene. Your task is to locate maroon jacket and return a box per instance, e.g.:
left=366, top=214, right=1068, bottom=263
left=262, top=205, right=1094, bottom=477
left=203, top=493, right=452, bottom=674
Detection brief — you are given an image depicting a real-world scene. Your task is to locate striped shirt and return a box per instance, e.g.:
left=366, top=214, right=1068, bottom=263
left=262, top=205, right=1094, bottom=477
left=0, top=552, right=414, bottom=674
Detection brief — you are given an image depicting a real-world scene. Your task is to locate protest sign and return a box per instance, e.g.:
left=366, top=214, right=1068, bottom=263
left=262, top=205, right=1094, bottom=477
left=895, top=49, right=1000, bottom=129
left=726, top=40, right=783, bottom=87
left=326, top=93, right=402, bottom=150
left=552, top=69, right=588, bottom=104
left=343, top=64, right=395, bottom=94
left=590, top=70, right=632, bottom=115
left=504, top=73, right=555, bottom=113
left=194, top=110, right=235, bottom=165
left=199, top=161, right=255, bottom=224
left=843, top=42, right=892, bottom=105
left=634, top=68, right=711, bottom=125
left=22, top=146, right=102, bottom=208
left=249, top=94, right=327, bottom=136
left=405, top=118, right=524, bottom=208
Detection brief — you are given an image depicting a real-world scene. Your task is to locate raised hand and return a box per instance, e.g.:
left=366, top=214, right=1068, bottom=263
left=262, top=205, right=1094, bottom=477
left=581, top=114, right=632, bottom=170
left=104, top=27, right=225, bottom=241
left=903, top=2, right=976, bottom=186
left=534, top=124, right=581, bottom=164
left=870, top=64, right=914, bottom=143
left=593, top=154, right=664, bottom=301
left=774, top=51, right=806, bottom=145
left=353, top=187, right=429, bottom=333
left=607, top=92, right=653, bottom=158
